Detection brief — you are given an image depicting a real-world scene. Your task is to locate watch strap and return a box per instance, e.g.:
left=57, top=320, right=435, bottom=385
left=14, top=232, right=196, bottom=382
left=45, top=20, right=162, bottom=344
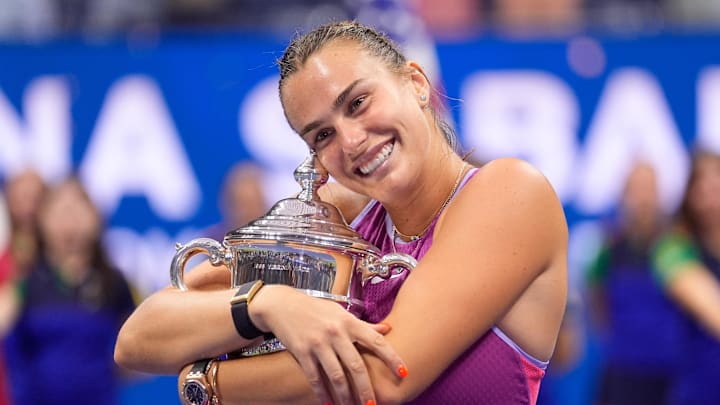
left=188, top=358, right=212, bottom=377
left=230, top=280, right=265, bottom=339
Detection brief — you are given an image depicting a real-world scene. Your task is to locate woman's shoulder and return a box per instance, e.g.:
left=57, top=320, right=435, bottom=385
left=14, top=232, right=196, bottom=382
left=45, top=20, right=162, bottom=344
left=441, top=156, right=567, bottom=256
left=318, top=181, right=372, bottom=223
left=463, top=157, right=558, bottom=201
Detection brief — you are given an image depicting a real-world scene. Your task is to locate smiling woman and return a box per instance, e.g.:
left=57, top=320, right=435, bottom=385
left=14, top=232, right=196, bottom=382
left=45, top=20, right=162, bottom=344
left=114, top=20, right=568, bottom=405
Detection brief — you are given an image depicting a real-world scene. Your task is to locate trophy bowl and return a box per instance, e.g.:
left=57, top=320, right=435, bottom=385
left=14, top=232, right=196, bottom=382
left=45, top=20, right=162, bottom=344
left=169, top=152, right=416, bottom=355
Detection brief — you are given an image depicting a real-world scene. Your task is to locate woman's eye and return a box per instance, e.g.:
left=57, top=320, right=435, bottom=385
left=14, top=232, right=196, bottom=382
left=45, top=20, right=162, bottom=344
left=349, top=96, right=366, bottom=113
left=315, top=129, right=332, bottom=144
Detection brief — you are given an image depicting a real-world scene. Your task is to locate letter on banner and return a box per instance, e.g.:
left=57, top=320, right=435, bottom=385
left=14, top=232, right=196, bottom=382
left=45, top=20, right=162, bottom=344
left=697, top=67, right=720, bottom=153
left=79, top=75, right=200, bottom=220
left=460, top=71, right=579, bottom=203
left=574, top=68, right=689, bottom=216
left=0, top=77, right=71, bottom=182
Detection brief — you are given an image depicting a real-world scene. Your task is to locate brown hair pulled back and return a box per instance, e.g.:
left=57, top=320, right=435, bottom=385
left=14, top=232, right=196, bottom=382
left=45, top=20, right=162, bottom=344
left=277, top=20, right=459, bottom=152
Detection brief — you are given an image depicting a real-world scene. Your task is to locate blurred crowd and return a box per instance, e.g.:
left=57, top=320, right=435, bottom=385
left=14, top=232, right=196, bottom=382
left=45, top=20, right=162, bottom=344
left=0, top=0, right=719, bottom=41
left=0, top=162, right=271, bottom=405
left=578, top=152, right=720, bottom=405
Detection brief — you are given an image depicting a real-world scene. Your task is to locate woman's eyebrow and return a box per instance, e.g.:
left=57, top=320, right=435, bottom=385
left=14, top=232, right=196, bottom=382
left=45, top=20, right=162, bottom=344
left=300, top=79, right=364, bottom=136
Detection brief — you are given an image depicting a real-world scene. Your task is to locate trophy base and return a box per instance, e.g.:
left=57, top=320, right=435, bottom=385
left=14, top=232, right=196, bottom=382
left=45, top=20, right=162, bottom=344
left=238, top=336, right=287, bottom=357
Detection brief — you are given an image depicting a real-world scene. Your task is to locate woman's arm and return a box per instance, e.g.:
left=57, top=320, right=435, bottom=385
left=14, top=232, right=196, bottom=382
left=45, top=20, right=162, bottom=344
left=175, top=285, right=406, bottom=405
left=114, top=262, right=256, bottom=374
left=360, top=158, right=567, bottom=401
left=116, top=256, right=405, bottom=404
left=664, top=263, right=720, bottom=339
left=0, top=282, right=19, bottom=336
left=653, top=231, right=720, bottom=340
left=178, top=351, right=334, bottom=405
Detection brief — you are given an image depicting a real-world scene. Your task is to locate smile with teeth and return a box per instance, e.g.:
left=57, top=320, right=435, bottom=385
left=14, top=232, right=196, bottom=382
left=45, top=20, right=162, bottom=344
left=359, top=142, right=394, bottom=175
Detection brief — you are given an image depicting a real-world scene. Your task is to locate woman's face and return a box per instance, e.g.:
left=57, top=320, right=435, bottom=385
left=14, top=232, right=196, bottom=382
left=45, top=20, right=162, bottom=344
left=6, top=170, right=45, bottom=228
left=621, top=163, right=659, bottom=231
left=39, top=180, right=101, bottom=257
left=281, top=41, right=432, bottom=202
left=687, top=154, right=720, bottom=226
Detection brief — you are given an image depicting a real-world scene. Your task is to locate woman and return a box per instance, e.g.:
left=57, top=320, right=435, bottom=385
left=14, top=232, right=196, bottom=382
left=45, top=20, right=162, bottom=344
left=4, top=178, right=136, bottom=405
left=0, top=170, right=46, bottom=405
left=586, top=162, right=684, bottom=405
left=653, top=150, right=720, bottom=405
left=115, top=21, right=568, bottom=405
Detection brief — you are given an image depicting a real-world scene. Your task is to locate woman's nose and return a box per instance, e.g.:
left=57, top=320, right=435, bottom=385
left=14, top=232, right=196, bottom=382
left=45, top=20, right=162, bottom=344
left=337, top=122, right=368, bottom=158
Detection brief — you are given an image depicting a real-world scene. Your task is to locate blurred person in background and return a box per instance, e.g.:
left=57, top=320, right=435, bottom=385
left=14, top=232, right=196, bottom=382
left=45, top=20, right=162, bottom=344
left=406, top=0, right=484, bottom=40
left=0, top=170, right=47, bottom=405
left=653, top=150, right=720, bottom=405
left=585, top=161, right=684, bottom=405
left=3, top=170, right=46, bottom=278
left=205, top=162, right=270, bottom=241
left=491, top=0, right=584, bottom=32
left=583, top=0, right=665, bottom=31
left=3, top=177, right=136, bottom=405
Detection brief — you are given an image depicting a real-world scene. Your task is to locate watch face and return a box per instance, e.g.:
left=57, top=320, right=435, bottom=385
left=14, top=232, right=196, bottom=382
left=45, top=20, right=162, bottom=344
left=183, top=381, right=209, bottom=405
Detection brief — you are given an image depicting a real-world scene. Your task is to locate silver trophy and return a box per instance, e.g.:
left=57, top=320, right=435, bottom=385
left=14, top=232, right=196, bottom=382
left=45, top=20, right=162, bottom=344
left=170, top=152, right=417, bottom=355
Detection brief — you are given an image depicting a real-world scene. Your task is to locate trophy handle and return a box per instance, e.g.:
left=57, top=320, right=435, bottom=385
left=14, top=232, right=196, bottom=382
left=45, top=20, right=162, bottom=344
left=366, top=253, right=417, bottom=279
left=170, top=238, right=235, bottom=291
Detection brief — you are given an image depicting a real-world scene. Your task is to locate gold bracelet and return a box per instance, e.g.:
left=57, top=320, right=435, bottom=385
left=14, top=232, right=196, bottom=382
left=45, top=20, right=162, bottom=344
left=210, top=359, right=221, bottom=405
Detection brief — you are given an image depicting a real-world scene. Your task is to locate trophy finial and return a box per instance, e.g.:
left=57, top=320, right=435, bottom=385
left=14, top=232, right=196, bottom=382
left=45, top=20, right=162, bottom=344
left=294, top=150, right=329, bottom=202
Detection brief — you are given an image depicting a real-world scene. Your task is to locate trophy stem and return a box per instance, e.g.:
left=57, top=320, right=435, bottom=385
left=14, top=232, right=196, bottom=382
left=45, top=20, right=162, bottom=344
left=294, top=151, right=329, bottom=202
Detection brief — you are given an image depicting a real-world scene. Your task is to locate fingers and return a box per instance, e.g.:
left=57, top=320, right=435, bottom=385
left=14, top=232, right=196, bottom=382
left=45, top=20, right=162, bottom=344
left=295, top=329, right=383, bottom=405
left=334, top=339, right=376, bottom=405
left=294, top=352, right=335, bottom=405
left=357, top=321, right=409, bottom=380
left=370, top=321, right=392, bottom=335
left=316, top=344, right=357, bottom=405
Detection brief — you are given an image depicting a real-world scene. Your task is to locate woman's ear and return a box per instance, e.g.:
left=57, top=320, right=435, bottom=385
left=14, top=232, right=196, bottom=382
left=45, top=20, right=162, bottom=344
left=406, top=61, right=431, bottom=107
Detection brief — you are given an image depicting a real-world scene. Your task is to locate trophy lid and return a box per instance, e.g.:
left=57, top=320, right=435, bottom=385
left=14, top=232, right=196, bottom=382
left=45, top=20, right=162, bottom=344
left=225, top=152, right=379, bottom=254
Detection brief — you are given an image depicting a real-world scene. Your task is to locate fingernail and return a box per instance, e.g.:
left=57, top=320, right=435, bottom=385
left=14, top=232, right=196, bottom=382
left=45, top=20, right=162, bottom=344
left=397, top=364, right=409, bottom=378
left=379, top=321, right=392, bottom=331
left=365, top=401, right=376, bottom=405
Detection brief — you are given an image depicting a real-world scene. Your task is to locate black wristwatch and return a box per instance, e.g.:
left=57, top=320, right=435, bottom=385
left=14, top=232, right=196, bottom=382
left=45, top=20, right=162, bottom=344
left=230, top=280, right=265, bottom=339
left=181, top=358, right=214, bottom=405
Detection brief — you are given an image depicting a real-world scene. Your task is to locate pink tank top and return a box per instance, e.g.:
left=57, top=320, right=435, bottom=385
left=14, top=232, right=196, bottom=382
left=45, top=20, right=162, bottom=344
left=350, top=168, right=547, bottom=404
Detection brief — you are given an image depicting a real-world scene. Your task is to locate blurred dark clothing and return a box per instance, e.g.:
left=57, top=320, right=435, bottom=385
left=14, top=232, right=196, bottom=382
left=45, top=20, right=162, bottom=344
left=0, top=357, right=7, bottom=405
left=3, top=258, right=135, bottom=405
left=588, top=234, right=686, bottom=405
left=654, top=232, right=720, bottom=405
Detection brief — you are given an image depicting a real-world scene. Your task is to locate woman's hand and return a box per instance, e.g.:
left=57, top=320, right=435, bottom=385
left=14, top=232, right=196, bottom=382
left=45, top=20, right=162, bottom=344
left=250, top=285, right=407, bottom=405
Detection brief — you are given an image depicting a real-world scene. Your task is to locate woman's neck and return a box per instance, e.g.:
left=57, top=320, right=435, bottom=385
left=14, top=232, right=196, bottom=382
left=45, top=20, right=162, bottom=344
left=387, top=153, right=467, bottom=240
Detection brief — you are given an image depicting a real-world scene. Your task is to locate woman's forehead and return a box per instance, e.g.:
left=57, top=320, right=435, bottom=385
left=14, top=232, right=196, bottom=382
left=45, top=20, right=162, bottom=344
left=292, top=42, right=380, bottom=83
left=282, top=43, right=393, bottom=124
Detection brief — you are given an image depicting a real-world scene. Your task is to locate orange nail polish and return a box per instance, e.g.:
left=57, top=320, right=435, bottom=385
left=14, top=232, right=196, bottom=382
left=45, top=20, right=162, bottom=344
left=397, top=364, right=409, bottom=378
left=379, top=321, right=392, bottom=330
left=365, top=401, right=376, bottom=405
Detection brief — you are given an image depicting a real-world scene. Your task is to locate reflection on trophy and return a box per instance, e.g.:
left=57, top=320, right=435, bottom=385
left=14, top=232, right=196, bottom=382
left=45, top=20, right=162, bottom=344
left=170, top=152, right=417, bottom=356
